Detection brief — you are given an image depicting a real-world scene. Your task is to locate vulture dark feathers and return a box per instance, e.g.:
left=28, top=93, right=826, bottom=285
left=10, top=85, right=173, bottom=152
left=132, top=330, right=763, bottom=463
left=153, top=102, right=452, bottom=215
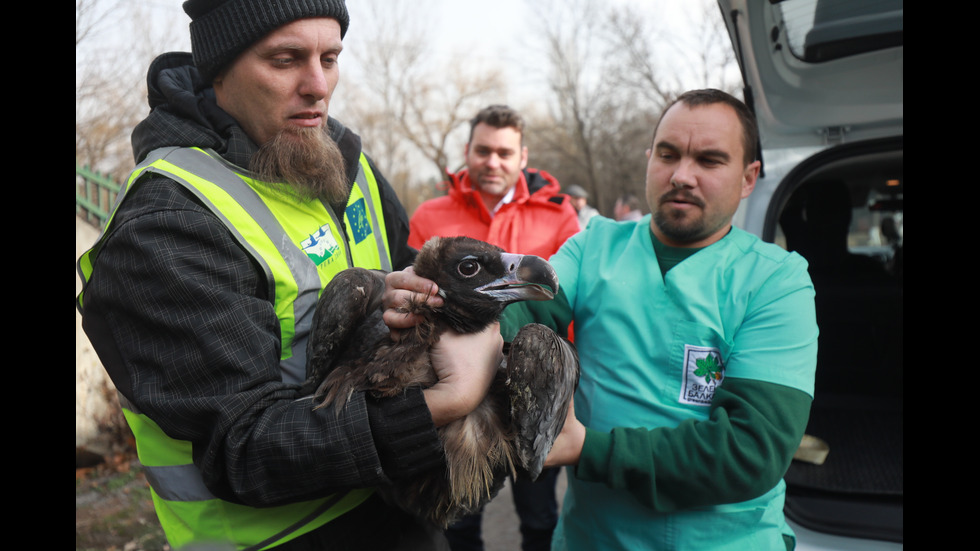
left=303, top=236, right=579, bottom=528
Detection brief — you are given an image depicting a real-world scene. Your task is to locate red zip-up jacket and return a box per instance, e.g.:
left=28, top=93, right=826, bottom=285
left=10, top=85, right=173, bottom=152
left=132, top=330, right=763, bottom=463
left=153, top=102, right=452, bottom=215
left=409, top=168, right=580, bottom=259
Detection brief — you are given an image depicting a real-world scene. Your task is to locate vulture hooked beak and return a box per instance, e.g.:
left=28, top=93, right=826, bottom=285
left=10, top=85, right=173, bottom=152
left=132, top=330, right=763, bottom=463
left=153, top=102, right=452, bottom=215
left=475, top=252, right=558, bottom=303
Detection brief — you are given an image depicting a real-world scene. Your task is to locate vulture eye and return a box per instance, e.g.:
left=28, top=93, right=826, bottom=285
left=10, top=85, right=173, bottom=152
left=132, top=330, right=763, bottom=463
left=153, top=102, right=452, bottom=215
left=457, top=259, right=481, bottom=278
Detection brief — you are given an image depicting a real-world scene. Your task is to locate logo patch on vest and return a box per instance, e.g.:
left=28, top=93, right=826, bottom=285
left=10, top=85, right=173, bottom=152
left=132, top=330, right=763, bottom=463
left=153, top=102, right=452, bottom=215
left=302, top=224, right=341, bottom=266
left=679, top=345, right=725, bottom=406
left=346, top=198, right=373, bottom=244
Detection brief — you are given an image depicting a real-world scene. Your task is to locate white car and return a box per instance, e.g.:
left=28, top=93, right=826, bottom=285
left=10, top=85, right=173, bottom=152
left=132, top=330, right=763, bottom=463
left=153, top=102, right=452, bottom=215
left=718, top=1, right=903, bottom=549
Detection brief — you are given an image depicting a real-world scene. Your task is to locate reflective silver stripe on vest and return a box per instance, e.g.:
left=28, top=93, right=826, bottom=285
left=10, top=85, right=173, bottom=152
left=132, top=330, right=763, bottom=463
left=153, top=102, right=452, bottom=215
left=117, top=393, right=217, bottom=501
left=102, top=148, right=387, bottom=542
left=123, top=392, right=354, bottom=549
left=353, top=173, right=392, bottom=272
left=144, top=463, right=217, bottom=502
left=136, top=147, right=338, bottom=385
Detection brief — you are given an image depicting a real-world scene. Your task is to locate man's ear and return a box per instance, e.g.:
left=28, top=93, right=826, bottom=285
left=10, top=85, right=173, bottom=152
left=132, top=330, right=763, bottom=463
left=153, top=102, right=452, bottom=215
left=741, top=160, right=761, bottom=199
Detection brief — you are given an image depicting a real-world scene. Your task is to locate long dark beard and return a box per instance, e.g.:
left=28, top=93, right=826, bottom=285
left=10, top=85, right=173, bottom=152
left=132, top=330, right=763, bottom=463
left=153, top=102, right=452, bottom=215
left=249, top=126, right=348, bottom=204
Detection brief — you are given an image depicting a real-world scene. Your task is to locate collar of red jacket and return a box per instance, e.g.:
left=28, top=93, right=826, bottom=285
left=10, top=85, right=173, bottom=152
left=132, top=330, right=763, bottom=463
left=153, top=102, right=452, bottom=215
left=447, top=168, right=562, bottom=208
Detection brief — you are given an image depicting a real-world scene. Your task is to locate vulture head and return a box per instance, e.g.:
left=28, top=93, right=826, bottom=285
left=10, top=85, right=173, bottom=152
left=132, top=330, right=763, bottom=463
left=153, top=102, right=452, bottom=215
left=411, top=236, right=558, bottom=334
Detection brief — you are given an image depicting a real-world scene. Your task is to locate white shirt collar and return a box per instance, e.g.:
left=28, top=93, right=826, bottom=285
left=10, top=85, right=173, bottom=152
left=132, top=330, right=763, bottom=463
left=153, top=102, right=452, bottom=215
left=489, top=186, right=516, bottom=217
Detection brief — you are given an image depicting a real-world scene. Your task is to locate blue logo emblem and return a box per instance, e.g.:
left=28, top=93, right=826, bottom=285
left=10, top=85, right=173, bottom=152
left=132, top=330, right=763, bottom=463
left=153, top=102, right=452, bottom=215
left=346, top=198, right=372, bottom=244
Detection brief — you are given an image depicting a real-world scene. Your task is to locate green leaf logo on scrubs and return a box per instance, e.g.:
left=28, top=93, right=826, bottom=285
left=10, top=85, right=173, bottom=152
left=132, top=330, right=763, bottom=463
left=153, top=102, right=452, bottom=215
left=680, top=345, right=725, bottom=406
left=694, top=354, right=723, bottom=384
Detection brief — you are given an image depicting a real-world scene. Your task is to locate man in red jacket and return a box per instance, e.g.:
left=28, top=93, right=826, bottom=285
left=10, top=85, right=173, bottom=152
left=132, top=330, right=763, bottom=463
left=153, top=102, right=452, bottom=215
left=409, top=105, right=580, bottom=260
left=409, top=105, right=577, bottom=551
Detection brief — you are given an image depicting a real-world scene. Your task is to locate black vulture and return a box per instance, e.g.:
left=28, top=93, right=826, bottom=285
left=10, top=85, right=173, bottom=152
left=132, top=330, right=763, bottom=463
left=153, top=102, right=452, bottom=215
left=303, top=236, right=579, bottom=528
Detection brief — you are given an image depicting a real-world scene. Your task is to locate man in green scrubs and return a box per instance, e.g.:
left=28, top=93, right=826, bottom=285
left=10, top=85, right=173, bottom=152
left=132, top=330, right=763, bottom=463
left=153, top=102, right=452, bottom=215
left=387, top=89, right=817, bottom=550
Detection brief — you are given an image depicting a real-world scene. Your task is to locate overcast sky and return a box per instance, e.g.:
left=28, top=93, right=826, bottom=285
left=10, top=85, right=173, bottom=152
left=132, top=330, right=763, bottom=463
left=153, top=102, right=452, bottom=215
left=118, top=0, right=706, bottom=53
left=77, top=0, right=736, bottom=183
left=78, top=0, right=729, bottom=107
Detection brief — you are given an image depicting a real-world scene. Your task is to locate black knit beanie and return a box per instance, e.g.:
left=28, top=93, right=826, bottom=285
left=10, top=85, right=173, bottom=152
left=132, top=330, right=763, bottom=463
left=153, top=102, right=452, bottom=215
left=182, top=0, right=350, bottom=84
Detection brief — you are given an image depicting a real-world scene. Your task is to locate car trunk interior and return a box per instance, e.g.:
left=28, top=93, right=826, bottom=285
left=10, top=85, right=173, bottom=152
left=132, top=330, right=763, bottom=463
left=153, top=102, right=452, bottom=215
left=767, top=136, right=903, bottom=543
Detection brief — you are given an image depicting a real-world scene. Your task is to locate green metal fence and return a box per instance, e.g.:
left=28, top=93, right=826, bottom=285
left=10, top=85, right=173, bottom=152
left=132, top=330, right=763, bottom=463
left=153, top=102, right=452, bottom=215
left=76, top=164, right=122, bottom=229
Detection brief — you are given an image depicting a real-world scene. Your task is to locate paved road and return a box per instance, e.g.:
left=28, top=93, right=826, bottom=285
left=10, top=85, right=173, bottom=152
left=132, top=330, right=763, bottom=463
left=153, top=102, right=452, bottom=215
left=482, top=468, right=567, bottom=550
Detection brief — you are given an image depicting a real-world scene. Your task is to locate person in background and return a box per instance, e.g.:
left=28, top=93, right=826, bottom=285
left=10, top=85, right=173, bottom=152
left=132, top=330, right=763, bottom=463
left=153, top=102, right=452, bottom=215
left=613, top=192, right=643, bottom=221
left=564, top=184, right=600, bottom=229
left=409, top=105, right=579, bottom=261
left=408, top=104, right=578, bottom=551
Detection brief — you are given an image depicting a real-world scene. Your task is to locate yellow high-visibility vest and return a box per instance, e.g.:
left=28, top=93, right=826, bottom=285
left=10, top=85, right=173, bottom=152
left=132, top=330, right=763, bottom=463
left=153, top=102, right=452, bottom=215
left=77, top=146, right=393, bottom=550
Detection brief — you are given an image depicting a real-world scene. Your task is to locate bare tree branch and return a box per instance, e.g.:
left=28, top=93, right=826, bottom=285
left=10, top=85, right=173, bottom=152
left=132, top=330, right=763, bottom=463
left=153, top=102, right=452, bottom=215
left=519, top=0, right=737, bottom=216
left=76, top=0, right=187, bottom=177
left=338, top=0, right=506, bottom=214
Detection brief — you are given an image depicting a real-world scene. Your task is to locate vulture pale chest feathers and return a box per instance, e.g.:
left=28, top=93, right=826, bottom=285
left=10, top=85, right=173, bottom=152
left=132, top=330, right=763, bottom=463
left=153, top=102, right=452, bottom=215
left=303, top=236, right=579, bottom=527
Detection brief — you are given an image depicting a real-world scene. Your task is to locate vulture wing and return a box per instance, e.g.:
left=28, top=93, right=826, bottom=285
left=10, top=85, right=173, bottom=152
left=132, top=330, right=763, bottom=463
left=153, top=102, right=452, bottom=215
left=506, top=323, right=579, bottom=480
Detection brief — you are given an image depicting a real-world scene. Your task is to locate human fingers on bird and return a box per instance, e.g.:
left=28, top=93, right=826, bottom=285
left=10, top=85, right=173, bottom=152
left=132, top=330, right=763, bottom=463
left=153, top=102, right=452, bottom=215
left=543, top=397, right=586, bottom=468
left=382, top=266, right=444, bottom=335
left=424, top=322, right=504, bottom=426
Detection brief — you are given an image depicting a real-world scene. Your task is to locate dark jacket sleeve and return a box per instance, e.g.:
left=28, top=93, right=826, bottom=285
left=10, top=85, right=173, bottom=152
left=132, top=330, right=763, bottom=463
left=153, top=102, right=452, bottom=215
left=81, top=177, right=443, bottom=507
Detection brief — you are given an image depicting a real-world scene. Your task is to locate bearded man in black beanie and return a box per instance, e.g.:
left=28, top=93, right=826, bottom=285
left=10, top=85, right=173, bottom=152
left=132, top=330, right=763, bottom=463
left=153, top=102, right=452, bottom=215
left=76, top=2, right=504, bottom=549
